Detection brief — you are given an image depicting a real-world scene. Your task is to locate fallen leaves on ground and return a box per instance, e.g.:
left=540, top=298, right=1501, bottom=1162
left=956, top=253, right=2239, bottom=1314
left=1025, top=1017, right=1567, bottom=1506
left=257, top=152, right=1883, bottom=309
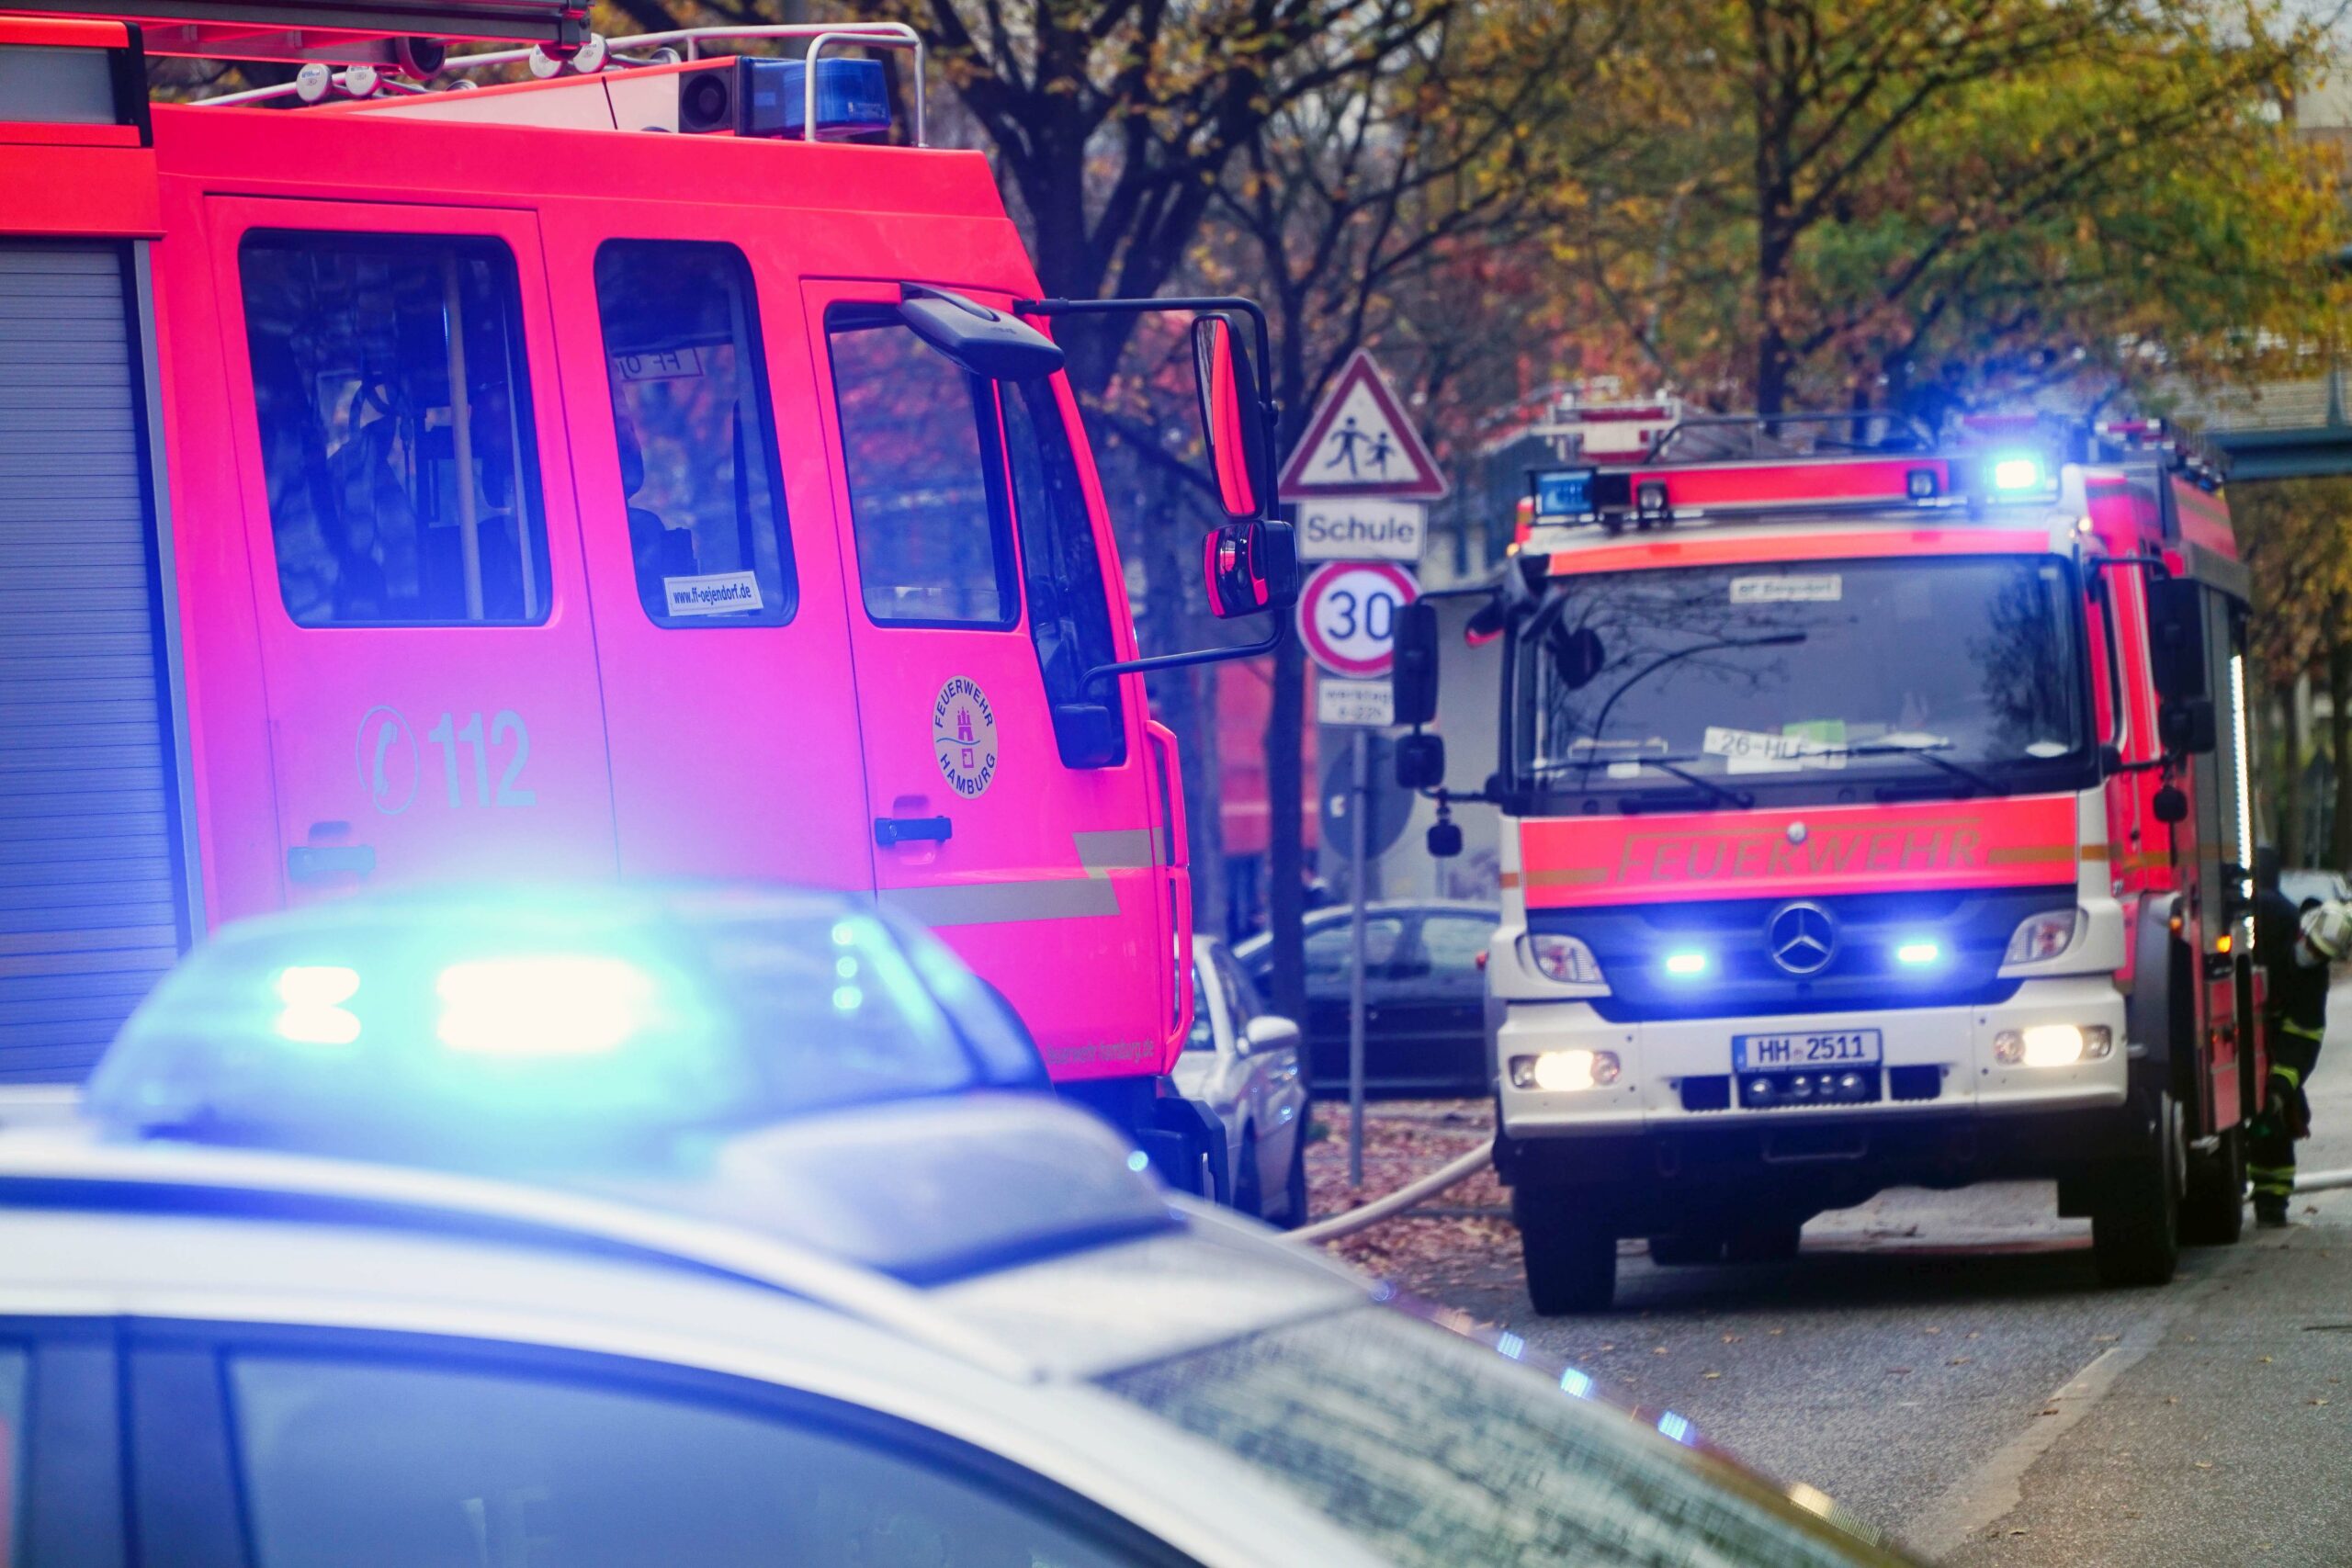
left=1305, top=1099, right=1518, bottom=1289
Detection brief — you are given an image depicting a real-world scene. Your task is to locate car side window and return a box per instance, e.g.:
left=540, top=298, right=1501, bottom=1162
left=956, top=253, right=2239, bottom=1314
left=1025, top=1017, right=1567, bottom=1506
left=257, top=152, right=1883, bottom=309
left=1001, top=378, right=1126, bottom=766
left=1419, top=917, right=1494, bottom=982
left=241, top=231, right=549, bottom=626
left=1186, top=963, right=1216, bottom=1052
left=594, top=240, right=795, bottom=626
left=1213, top=951, right=1261, bottom=1028
left=226, top=1352, right=1154, bottom=1568
left=825, top=310, right=1018, bottom=627
left=1303, top=919, right=1405, bottom=983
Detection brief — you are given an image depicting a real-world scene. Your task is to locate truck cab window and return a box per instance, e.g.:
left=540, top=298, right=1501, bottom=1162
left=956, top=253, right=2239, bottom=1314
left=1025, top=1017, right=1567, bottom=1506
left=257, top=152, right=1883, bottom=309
left=1001, top=378, right=1126, bottom=765
left=594, top=241, right=795, bottom=626
left=240, top=231, right=548, bottom=626
left=825, top=312, right=1017, bottom=627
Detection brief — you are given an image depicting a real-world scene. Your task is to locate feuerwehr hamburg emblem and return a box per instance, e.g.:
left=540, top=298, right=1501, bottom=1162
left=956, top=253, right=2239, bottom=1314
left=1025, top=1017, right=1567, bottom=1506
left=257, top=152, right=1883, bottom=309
left=933, top=676, right=1000, bottom=798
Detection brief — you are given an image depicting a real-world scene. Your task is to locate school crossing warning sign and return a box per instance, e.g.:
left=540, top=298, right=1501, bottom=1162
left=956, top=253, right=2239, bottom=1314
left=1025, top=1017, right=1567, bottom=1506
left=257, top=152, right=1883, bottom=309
left=1277, top=349, right=1448, bottom=502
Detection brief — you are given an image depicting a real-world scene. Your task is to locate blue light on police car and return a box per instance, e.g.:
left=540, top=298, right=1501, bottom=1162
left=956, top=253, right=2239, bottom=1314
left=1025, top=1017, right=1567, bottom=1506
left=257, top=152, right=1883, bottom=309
left=1664, top=950, right=1708, bottom=977
left=1895, top=940, right=1941, bottom=966
left=1990, top=454, right=2044, bottom=492
left=274, top=964, right=361, bottom=1046
left=435, top=954, right=657, bottom=1057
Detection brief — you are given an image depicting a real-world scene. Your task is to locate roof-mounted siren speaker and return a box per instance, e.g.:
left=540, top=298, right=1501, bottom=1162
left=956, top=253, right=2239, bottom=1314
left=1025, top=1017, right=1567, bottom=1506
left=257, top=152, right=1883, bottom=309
left=1905, top=467, right=1939, bottom=500
left=677, top=62, right=735, bottom=133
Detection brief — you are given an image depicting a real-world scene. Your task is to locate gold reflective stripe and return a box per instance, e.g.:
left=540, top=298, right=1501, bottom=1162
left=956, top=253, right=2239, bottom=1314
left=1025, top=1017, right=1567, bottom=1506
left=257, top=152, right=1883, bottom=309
left=1986, top=843, right=2075, bottom=866
left=2281, top=1021, right=2325, bottom=1042
left=2272, top=1064, right=2304, bottom=1089
left=877, top=830, right=1155, bottom=928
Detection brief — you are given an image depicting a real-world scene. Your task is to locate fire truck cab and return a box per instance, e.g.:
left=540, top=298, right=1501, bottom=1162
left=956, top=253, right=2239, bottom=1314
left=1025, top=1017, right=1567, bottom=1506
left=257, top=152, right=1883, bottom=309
left=0, top=6, right=1296, bottom=1190
left=1397, top=414, right=2260, bottom=1312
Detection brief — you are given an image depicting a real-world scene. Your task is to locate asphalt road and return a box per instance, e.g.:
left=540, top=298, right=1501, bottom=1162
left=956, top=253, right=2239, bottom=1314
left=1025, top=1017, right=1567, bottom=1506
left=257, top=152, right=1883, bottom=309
left=1404, top=986, right=2352, bottom=1566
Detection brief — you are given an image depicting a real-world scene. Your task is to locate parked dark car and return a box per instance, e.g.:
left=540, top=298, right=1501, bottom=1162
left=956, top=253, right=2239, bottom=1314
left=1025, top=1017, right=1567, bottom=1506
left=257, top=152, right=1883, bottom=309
left=1234, top=901, right=1499, bottom=1100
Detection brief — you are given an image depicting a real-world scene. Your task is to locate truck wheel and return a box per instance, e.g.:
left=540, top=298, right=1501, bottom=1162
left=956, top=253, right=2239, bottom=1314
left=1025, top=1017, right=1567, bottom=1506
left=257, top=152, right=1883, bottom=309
left=2091, top=1090, right=2182, bottom=1287
left=2179, top=1124, right=2246, bottom=1247
left=1724, top=1217, right=1804, bottom=1263
left=1646, top=1232, right=1724, bottom=1267
left=1515, top=1188, right=1616, bottom=1314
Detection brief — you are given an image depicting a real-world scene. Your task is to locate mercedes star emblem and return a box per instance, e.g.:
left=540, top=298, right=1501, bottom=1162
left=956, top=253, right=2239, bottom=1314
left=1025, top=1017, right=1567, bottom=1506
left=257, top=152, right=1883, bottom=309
left=1766, top=900, right=1836, bottom=977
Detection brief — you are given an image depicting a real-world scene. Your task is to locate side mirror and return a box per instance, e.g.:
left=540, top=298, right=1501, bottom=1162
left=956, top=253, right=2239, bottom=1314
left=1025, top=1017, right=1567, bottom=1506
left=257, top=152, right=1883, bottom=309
left=1202, top=518, right=1297, bottom=618
left=1192, top=314, right=1272, bottom=519
left=2153, top=784, right=2189, bottom=825
left=1242, top=1015, right=1301, bottom=1056
left=1050, top=702, right=1124, bottom=769
left=1393, top=602, right=1442, bottom=725
left=1549, top=625, right=1605, bottom=690
left=898, top=286, right=1065, bottom=379
left=2146, top=578, right=2209, bottom=704
left=1396, top=731, right=1445, bottom=790
left=2159, top=695, right=2217, bottom=757
left=1427, top=818, right=1464, bottom=858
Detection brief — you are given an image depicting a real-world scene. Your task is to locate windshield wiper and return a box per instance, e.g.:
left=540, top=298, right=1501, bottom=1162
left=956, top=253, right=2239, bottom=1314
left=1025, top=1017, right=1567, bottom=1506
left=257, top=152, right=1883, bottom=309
left=1531, top=752, right=1754, bottom=811
left=1804, top=740, right=2004, bottom=797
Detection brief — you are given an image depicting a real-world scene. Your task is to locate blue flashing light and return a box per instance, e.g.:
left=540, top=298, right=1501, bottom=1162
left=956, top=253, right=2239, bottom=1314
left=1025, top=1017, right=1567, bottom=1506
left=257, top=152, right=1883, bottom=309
left=1559, top=1367, right=1594, bottom=1398
left=274, top=964, right=361, bottom=1046
left=1664, top=950, right=1708, bottom=978
left=1532, top=467, right=1596, bottom=520
left=1989, top=454, right=2044, bottom=492
left=1894, top=940, right=1941, bottom=967
left=1497, top=1332, right=1525, bottom=1361
left=1125, top=1149, right=1151, bottom=1173
left=435, top=954, right=657, bottom=1057
left=742, top=56, right=893, bottom=141
left=1657, top=1411, right=1695, bottom=1444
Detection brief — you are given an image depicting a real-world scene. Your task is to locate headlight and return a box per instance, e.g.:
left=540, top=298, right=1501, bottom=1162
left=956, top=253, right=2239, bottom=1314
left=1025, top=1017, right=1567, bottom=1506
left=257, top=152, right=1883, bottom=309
left=1993, top=1023, right=2112, bottom=1066
left=1521, top=932, right=1605, bottom=987
left=1510, top=1049, right=1621, bottom=1090
left=2004, top=908, right=2084, bottom=966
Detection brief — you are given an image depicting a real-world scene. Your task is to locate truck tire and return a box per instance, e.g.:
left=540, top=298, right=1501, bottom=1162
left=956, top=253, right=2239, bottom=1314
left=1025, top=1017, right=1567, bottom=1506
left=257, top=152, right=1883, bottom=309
left=2091, top=1090, right=2183, bottom=1287
left=1515, top=1188, right=1616, bottom=1314
left=2179, top=1124, right=2245, bottom=1247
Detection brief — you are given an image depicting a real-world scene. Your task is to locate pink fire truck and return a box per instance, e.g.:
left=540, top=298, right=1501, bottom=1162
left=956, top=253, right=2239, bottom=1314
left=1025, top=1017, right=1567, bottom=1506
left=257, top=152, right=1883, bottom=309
left=0, top=3, right=1296, bottom=1187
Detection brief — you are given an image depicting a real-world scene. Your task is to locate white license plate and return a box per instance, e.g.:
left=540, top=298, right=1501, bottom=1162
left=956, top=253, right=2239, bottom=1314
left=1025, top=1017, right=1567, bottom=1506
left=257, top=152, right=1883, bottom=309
left=1734, top=1029, right=1883, bottom=1071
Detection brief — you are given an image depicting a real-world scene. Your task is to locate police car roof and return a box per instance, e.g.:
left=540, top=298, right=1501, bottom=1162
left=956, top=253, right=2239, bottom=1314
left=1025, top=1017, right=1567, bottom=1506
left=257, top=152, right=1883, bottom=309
left=0, top=1094, right=1368, bottom=1381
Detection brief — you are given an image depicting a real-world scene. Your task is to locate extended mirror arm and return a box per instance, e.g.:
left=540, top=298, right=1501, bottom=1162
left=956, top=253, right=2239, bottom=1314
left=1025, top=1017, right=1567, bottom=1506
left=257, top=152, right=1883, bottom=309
left=1081, top=621, right=1284, bottom=688
left=1014, top=295, right=1281, bottom=476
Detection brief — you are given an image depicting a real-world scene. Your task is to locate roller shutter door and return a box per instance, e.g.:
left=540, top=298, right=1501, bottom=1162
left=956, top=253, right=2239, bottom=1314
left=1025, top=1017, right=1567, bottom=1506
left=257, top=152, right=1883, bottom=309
left=0, top=244, right=187, bottom=1082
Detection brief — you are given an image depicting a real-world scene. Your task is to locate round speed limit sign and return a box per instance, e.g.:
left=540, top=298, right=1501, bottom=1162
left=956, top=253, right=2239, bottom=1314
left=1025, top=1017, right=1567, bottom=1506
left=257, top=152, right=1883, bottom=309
left=1297, top=561, right=1419, bottom=679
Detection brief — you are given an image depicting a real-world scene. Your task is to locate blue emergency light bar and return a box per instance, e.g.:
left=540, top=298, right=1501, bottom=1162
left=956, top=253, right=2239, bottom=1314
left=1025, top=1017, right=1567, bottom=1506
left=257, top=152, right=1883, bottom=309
left=741, top=56, right=891, bottom=141
left=84, top=886, right=1034, bottom=1168
left=1532, top=466, right=1598, bottom=522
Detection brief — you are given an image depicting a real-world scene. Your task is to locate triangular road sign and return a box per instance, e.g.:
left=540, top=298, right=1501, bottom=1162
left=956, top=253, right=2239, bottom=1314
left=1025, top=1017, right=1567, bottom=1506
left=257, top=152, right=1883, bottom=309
left=1278, top=349, right=1448, bottom=501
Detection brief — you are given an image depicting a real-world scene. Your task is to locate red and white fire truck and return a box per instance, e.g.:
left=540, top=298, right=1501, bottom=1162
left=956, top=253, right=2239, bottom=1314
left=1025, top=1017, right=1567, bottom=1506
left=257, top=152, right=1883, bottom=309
left=0, top=4, right=1298, bottom=1189
left=1394, top=413, right=2264, bottom=1311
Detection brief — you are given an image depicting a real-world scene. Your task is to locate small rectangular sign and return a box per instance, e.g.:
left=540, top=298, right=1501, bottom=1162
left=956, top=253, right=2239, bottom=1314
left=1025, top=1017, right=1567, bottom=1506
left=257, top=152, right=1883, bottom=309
left=1730, top=573, right=1841, bottom=604
left=1317, top=677, right=1396, bottom=728
left=663, top=570, right=763, bottom=617
left=1734, top=1030, right=1883, bottom=1071
left=1297, top=498, right=1425, bottom=562
left=616, top=346, right=704, bottom=382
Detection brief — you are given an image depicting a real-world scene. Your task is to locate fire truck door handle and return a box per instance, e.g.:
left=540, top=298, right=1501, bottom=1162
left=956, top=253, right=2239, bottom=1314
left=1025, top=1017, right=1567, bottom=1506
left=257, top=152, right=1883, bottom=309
left=286, top=843, right=377, bottom=883
left=875, top=815, right=952, bottom=847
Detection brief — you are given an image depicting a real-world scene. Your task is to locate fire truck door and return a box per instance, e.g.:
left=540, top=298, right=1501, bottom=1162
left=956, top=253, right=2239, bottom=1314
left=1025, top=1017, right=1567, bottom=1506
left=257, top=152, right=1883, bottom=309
left=209, top=200, right=616, bottom=898
left=805, top=280, right=1170, bottom=1078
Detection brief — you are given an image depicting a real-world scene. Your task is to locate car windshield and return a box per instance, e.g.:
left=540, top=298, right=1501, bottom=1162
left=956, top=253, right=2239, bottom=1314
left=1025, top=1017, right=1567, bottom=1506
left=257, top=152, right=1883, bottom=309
left=1102, top=1304, right=1892, bottom=1567
left=1512, top=554, right=2088, bottom=799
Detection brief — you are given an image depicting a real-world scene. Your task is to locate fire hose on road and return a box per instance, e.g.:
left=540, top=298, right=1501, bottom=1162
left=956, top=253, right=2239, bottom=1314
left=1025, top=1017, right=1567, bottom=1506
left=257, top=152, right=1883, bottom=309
left=1286, top=1151, right=2352, bottom=1246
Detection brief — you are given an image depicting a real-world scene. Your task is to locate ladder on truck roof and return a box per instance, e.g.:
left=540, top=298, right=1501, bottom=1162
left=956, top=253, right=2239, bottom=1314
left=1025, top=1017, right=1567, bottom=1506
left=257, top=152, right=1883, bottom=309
left=0, top=2, right=587, bottom=64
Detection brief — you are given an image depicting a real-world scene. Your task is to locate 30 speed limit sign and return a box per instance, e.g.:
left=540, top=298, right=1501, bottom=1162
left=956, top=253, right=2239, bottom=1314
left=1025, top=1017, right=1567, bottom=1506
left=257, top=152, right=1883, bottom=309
left=1296, top=561, right=1419, bottom=679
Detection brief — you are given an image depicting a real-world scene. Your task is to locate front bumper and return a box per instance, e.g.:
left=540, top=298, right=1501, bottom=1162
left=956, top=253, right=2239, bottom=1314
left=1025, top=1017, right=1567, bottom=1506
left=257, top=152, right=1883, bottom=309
left=1494, top=976, right=2132, bottom=1205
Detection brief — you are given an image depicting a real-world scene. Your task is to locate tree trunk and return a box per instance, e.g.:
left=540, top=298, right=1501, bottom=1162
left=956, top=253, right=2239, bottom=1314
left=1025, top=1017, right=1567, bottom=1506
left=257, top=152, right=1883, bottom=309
left=2278, top=685, right=2305, bottom=869
left=2324, top=606, right=2342, bottom=869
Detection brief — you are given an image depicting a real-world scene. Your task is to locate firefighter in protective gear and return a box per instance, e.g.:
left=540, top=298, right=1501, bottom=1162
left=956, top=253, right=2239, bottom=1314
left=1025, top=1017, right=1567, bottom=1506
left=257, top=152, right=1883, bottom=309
left=2252, top=883, right=2346, bottom=1226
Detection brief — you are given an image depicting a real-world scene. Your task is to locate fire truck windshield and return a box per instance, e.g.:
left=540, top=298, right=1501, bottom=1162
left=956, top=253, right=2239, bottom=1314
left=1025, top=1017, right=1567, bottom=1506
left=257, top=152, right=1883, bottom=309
left=1510, top=553, right=2092, bottom=806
